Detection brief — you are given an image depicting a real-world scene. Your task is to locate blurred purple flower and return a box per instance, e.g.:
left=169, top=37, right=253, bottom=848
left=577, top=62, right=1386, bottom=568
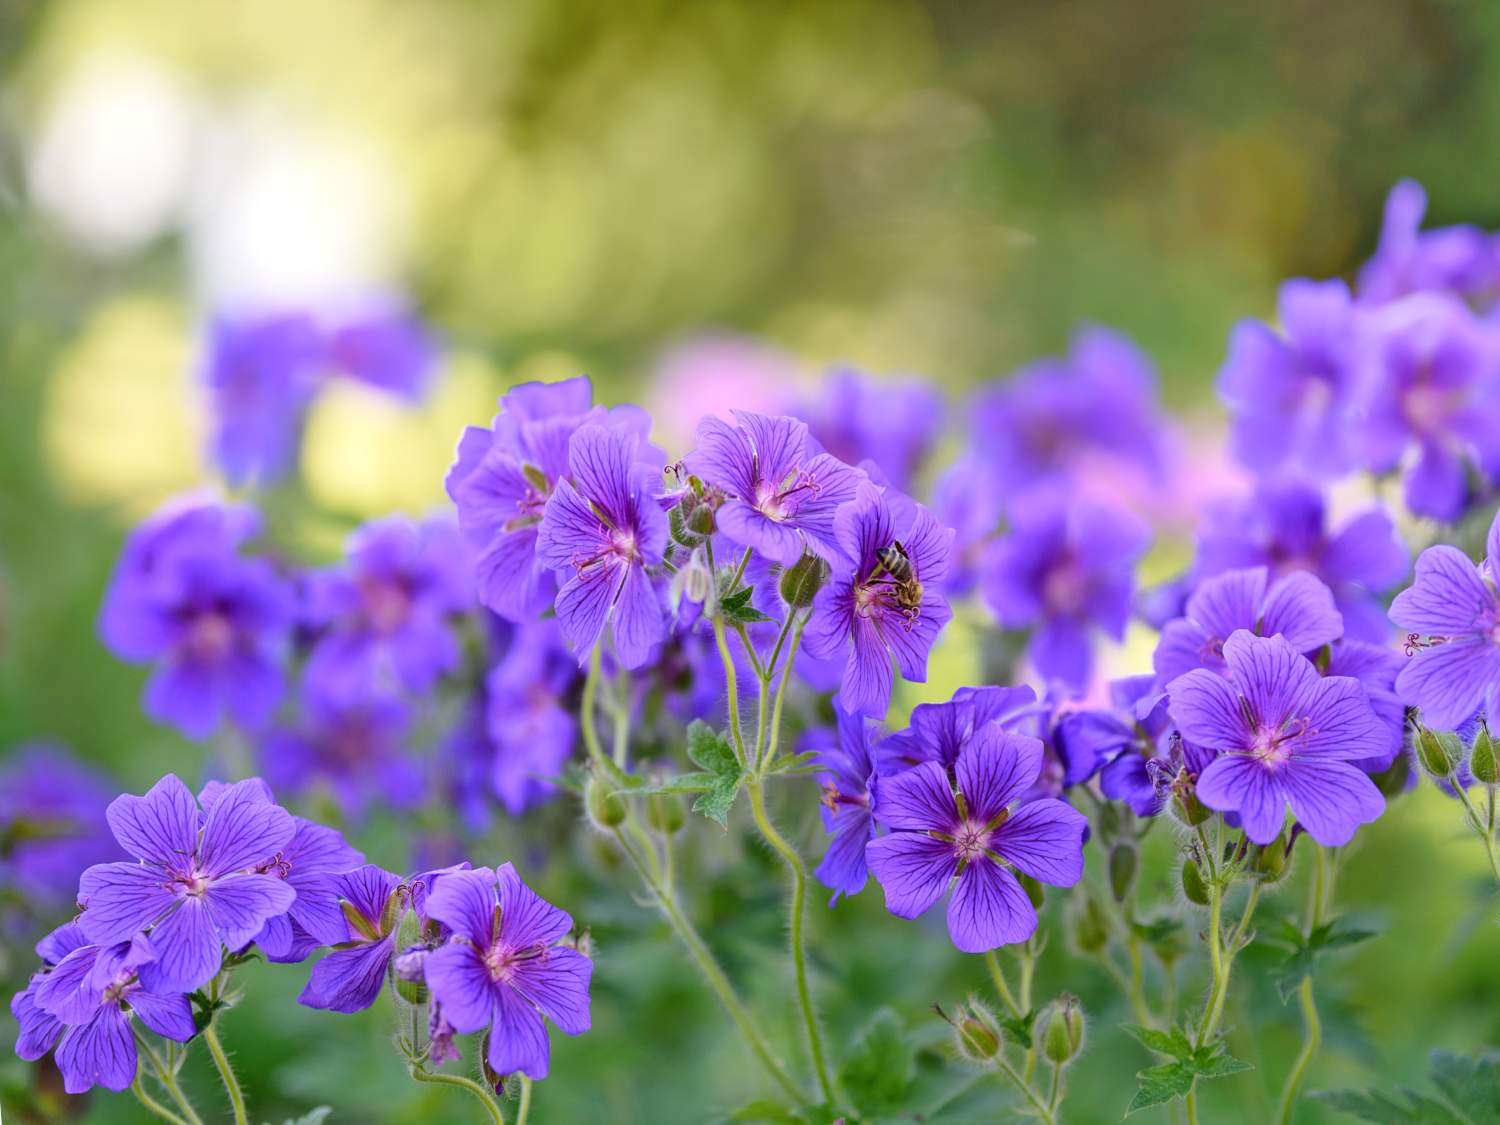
left=684, top=410, right=864, bottom=566
left=485, top=620, right=579, bottom=815
left=1358, top=293, right=1500, bottom=520
left=1389, top=505, right=1500, bottom=729
left=800, top=367, right=943, bottom=493
left=423, top=864, right=592, bottom=1081
left=968, top=328, right=1171, bottom=498
left=1153, top=566, right=1344, bottom=686
left=982, top=493, right=1148, bottom=692
left=1358, top=180, right=1499, bottom=306
left=302, top=516, right=471, bottom=707
left=78, top=776, right=295, bottom=993
left=324, top=304, right=438, bottom=399
left=1168, top=631, right=1388, bottom=845
left=447, top=376, right=656, bottom=623
left=876, top=685, right=1039, bottom=776
left=1219, top=279, right=1366, bottom=480
left=866, top=726, right=1086, bottom=953
left=803, top=483, right=954, bottom=718
left=0, top=746, right=118, bottom=909
left=537, top=424, right=667, bottom=668
left=1196, top=483, right=1409, bottom=643
left=100, top=497, right=294, bottom=740
left=260, top=695, right=424, bottom=821
left=929, top=456, right=1005, bottom=596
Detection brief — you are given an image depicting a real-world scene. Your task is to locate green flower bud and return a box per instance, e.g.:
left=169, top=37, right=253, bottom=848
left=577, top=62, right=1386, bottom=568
left=1370, top=750, right=1412, bottom=798
left=939, top=1001, right=1002, bottom=1061
left=1073, top=897, right=1108, bottom=954
left=779, top=553, right=830, bottom=608
left=584, top=775, right=627, bottom=829
left=687, top=500, right=717, bottom=537
left=1471, top=725, right=1499, bottom=785
left=1172, top=788, right=1213, bottom=827
left=1108, top=844, right=1137, bottom=903
left=1249, top=833, right=1289, bottom=884
left=1181, top=858, right=1210, bottom=906
left=1415, top=727, right=1462, bottom=779
left=647, top=790, right=685, bottom=836
left=394, top=977, right=427, bottom=1005
left=1042, top=995, right=1085, bottom=1064
left=1018, top=873, right=1045, bottom=910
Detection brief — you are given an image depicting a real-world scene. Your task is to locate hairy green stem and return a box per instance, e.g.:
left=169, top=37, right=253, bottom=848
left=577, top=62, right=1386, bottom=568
left=202, top=1023, right=247, bottom=1125
left=135, top=1033, right=203, bottom=1125
left=762, top=614, right=807, bottom=768
left=984, top=949, right=1024, bottom=1018
left=516, top=1075, right=533, bottom=1125
left=990, top=1051, right=1057, bottom=1124
left=746, top=777, right=836, bottom=1106
left=713, top=617, right=749, bottom=764
left=132, top=1075, right=190, bottom=1125
left=1276, top=844, right=1334, bottom=1124
left=408, top=1064, right=505, bottom=1123
left=610, top=825, right=803, bottom=1101
left=1453, top=782, right=1500, bottom=886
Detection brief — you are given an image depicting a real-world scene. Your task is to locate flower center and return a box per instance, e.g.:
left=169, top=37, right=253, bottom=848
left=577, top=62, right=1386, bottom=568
left=1250, top=722, right=1302, bottom=767
left=1402, top=382, right=1461, bottom=436
left=362, top=577, right=412, bottom=634
left=482, top=942, right=517, bottom=983
left=171, top=867, right=211, bottom=897
left=1042, top=563, right=1087, bottom=616
left=185, top=610, right=235, bottom=661
left=952, top=819, right=992, bottom=863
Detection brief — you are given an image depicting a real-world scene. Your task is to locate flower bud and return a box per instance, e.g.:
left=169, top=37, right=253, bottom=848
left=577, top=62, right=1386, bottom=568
left=669, top=546, right=715, bottom=627
left=393, top=945, right=429, bottom=1004
left=1181, top=858, right=1210, bottom=906
left=1471, top=725, right=1499, bottom=785
left=647, top=790, right=685, bottom=836
left=1042, top=995, right=1085, bottom=1064
left=1073, top=897, right=1108, bottom=954
left=1415, top=727, right=1461, bottom=779
left=938, top=1001, right=1002, bottom=1061
left=1249, top=833, right=1289, bottom=884
left=1370, top=751, right=1412, bottom=798
left=687, top=500, right=718, bottom=537
left=1172, top=787, right=1213, bottom=827
left=584, top=775, right=627, bottom=829
left=1108, top=844, right=1137, bottom=903
left=780, top=553, right=829, bottom=608
left=1018, top=873, right=1045, bottom=910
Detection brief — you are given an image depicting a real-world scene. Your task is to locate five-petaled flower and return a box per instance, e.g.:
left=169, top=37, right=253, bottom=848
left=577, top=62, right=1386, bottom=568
left=866, top=724, right=1087, bottom=953
left=1168, top=631, right=1389, bottom=846
left=423, top=864, right=593, bottom=1081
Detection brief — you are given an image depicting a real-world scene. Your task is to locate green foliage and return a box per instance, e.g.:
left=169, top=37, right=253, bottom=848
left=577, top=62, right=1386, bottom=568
left=839, top=1008, right=915, bottom=1116
left=1121, top=1024, right=1252, bottom=1115
left=999, top=1008, right=1038, bottom=1048
left=685, top=720, right=744, bottom=827
left=1316, top=1049, right=1500, bottom=1123
left=1267, top=916, right=1377, bottom=1002
left=717, top=586, right=774, bottom=625
left=266, top=1110, right=333, bottom=1125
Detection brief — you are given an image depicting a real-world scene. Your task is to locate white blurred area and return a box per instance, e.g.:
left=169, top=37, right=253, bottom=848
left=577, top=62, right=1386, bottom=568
left=26, top=50, right=406, bottom=309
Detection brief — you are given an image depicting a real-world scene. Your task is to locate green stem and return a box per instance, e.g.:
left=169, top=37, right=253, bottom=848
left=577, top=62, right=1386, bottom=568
left=516, top=1076, right=533, bottom=1125
left=135, top=1033, right=204, bottom=1125
left=1048, top=1061, right=1064, bottom=1112
left=610, top=826, right=802, bottom=1102
left=132, top=1076, right=190, bottom=1125
left=713, top=618, right=749, bottom=765
left=984, top=949, right=1024, bottom=1018
left=203, top=1023, right=247, bottom=1125
left=1184, top=875, right=1229, bottom=1124
left=1275, top=844, right=1332, bottom=1124
left=990, top=1052, right=1056, bottom=1125
left=1454, top=783, right=1500, bottom=886
left=746, top=777, right=836, bottom=1106
left=1018, top=938, right=1038, bottom=1083
left=581, top=645, right=605, bottom=763
left=761, top=613, right=807, bottom=768
left=408, top=1064, right=505, bottom=1124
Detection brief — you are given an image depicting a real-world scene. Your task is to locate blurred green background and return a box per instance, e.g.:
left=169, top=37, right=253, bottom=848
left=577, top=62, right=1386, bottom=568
left=2, top=1, right=1499, bottom=1122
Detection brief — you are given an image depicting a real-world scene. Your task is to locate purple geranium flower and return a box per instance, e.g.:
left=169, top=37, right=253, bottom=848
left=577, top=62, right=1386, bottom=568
left=1196, top=483, right=1409, bottom=643
left=302, top=516, right=471, bottom=707
left=447, top=376, right=656, bottom=622
left=1153, top=566, right=1344, bottom=686
left=982, top=493, right=1148, bottom=691
left=250, top=815, right=364, bottom=964
left=1218, top=279, right=1363, bottom=481
left=684, top=410, right=865, bottom=566
left=805, top=706, right=881, bottom=903
left=23, top=929, right=195, bottom=1094
left=1168, top=631, right=1388, bottom=846
left=484, top=621, right=579, bottom=815
left=0, top=746, right=118, bottom=910
left=12, top=922, right=92, bottom=1070
left=968, top=328, right=1171, bottom=498
left=423, top=864, right=593, bottom=1081
left=537, top=424, right=668, bottom=668
left=928, top=456, right=1006, bottom=597
left=1358, top=180, right=1499, bottom=307
left=78, top=775, right=296, bottom=994
left=1357, top=293, right=1500, bottom=521
left=1325, top=640, right=1407, bottom=773
left=200, top=312, right=323, bottom=485
left=259, top=695, right=424, bottom=821
left=1083, top=677, right=1178, bottom=816
left=323, top=303, right=438, bottom=400
left=866, top=725, right=1086, bottom=952
left=803, top=483, right=954, bottom=718
left=100, top=498, right=294, bottom=741
left=799, top=367, right=943, bottom=493
left=1389, top=505, right=1500, bottom=729
left=877, top=685, right=1039, bottom=777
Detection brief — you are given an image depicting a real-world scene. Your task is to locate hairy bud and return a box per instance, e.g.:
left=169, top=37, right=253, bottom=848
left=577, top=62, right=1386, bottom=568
left=585, top=775, right=627, bottom=829
left=780, top=553, right=830, bottom=608
left=647, top=790, right=686, bottom=836
left=1108, top=844, right=1137, bottom=903
left=1249, top=833, right=1290, bottom=884
left=1471, top=725, right=1499, bottom=785
left=1181, top=858, right=1210, bottom=906
left=1073, top=897, right=1108, bottom=954
left=1042, top=995, right=1085, bottom=1064
left=937, top=1001, right=1002, bottom=1061
left=1415, top=727, right=1462, bottom=780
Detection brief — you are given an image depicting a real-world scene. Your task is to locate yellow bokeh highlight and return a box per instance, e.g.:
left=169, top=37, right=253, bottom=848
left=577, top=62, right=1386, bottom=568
left=300, top=349, right=499, bottom=519
left=42, top=294, right=202, bottom=515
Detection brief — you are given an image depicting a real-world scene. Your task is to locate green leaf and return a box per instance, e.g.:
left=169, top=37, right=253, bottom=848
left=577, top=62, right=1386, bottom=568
left=1127, top=1062, right=1197, bottom=1113
left=717, top=585, right=774, bottom=624
left=838, top=1008, right=914, bottom=1116
left=1313, top=1088, right=1461, bottom=1124
left=1274, top=919, right=1378, bottom=1002
left=1428, top=1048, right=1500, bottom=1118
left=268, top=1110, right=333, bottom=1125
left=998, top=1009, right=1038, bottom=1047
left=1121, top=1023, right=1193, bottom=1060
left=692, top=773, right=744, bottom=827
left=765, top=750, right=821, bottom=776
left=725, top=1100, right=802, bottom=1124
left=626, top=771, right=717, bottom=796
left=687, top=721, right=738, bottom=774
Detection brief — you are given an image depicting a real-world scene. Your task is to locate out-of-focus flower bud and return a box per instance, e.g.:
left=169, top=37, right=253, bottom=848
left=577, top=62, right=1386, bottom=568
left=1109, top=844, right=1137, bottom=903
left=1471, top=725, right=1498, bottom=785
left=780, top=553, right=829, bottom=608
left=1019, top=873, right=1045, bottom=910
left=1415, top=727, right=1461, bottom=779
left=585, top=775, right=627, bottom=829
left=938, top=1001, right=1002, bottom=1061
left=647, top=790, right=685, bottom=836
left=1181, top=858, right=1210, bottom=906
left=1042, top=994, right=1085, bottom=1064
left=1172, top=787, right=1213, bottom=827
left=1073, top=897, right=1108, bottom=954
left=1249, top=833, right=1289, bottom=884
left=670, top=545, right=716, bottom=627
